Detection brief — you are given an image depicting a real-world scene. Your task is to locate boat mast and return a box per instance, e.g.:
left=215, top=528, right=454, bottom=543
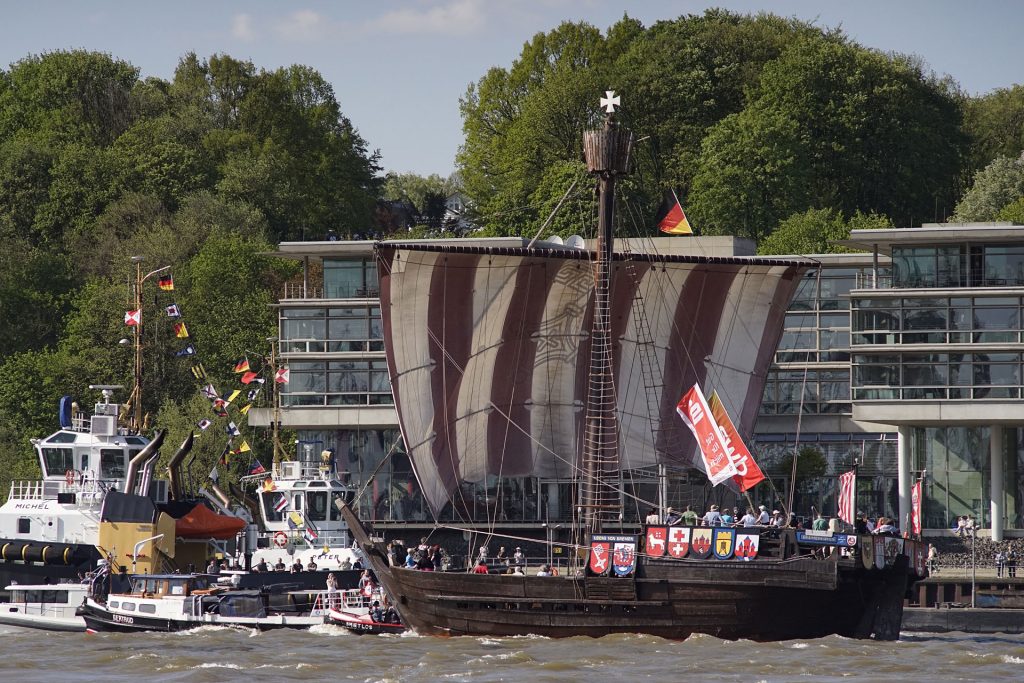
left=579, top=92, right=633, bottom=535
left=128, top=256, right=170, bottom=434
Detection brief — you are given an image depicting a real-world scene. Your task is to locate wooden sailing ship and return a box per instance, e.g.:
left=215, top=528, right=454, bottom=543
left=338, top=92, right=925, bottom=640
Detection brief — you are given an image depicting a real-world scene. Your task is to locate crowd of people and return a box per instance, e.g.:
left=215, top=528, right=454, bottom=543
left=645, top=504, right=906, bottom=537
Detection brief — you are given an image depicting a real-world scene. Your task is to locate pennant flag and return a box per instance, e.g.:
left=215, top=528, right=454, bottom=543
left=275, top=367, right=290, bottom=384
left=287, top=511, right=303, bottom=529
left=124, top=310, right=141, bottom=326
left=197, top=418, right=213, bottom=431
left=190, top=363, right=207, bottom=381
left=158, top=274, right=174, bottom=291
left=240, top=371, right=260, bottom=385
left=274, top=493, right=289, bottom=512
left=656, top=190, right=693, bottom=235
left=261, top=477, right=277, bottom=492
left=165, top=304, right=181, bottom=318
left=212, top=400, right=229, bottom=417
left=202, top=384, right=219, bottom=399
left=838, top=469, right=857, bottom=526
left=676, top=384, right=738, bottom=486
left=225, top=421, right=241, bottom=437
left=911, top=479, right=922, bottom=536
left=175, top=344, right=196, bottom=357
left=224, top=389, right=241, bottom=404
left=174, top=321, right=189, bottom=339
left=209, top=466, right=219, bottom=483
left=234, top=359, right=251, bottom=374
left=239, top=403, right=252, bottom=415
left=247, top=387, right=263, bottom=401
left=250, top=460, right=267, bottom=475
left=708, top=390, right=766, bottom=492
left=230, top=440, right=251, bottom=455
left=218, top=442, right=231, bottom=465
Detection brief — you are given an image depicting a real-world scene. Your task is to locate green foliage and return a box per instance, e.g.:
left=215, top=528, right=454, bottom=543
left=382, top=172, right=461, bottom=215
left=964, top=84, right=1024, bottom=170
left=997, top=196, right=1024, bottom=224
left=952, top=155, right=1024, bottom=221
left=758, top=208, right=893, bottom=255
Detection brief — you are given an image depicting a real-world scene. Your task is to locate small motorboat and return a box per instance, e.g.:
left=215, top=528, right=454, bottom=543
left=78, top=573, right=331, bottom=633
left=0, top=582, right=88, bottom=631
left=326, top=588, right=405, bottom=635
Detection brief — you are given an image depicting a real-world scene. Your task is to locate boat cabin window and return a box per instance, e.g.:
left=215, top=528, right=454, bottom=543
left=100, top=449, right=126, bottom=479
left=121, top=601, right=136, bottom=611
left=11, top=590, right=69, bottom=604
left=18, top=518, right=30, bottom=534
left=47, top=432, right=77, bottom=444
left=139, top=603, right=157, bottom=614
left=292, top=494, right=303, bottom=511
left=261, top=491, right=285, bottom=522
left=307, top=491, right=328, bottom=522
left=41, top=447, right=73, bottom=477
left=80, top=453, right=89, bottom=471
left=108, top=600, right=119, bottom=609
left=330, top=491, right=346, bottom=521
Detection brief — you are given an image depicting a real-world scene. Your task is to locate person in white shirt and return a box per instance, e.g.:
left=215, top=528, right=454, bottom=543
left=739, top=508, right=758, bottom=527
left=756, top=505, right=771, bottom=525
left=645, top=508, right=661, bottom=525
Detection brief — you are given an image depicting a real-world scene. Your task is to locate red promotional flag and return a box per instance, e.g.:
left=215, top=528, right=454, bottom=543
left=676, top=384, right=738, bottom=486
left=707, top=390, right=765, bottom=492
left=911, top=480, right=922, bottom=536
left=655, top=190, right=693, bottom=235
left=124, top=309, right=141, bottom=326
left=240, top=371, right=260, bottom=385
left=838, top=469, right=857, bottom=526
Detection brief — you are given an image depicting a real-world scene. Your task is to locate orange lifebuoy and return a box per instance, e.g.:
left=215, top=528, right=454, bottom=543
left=273, top=531, right=288, bottom=548
left=65, top=469, right=75, bottom=486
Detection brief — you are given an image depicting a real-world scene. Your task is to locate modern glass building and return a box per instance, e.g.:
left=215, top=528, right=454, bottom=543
left=252, top=223, right=1024, bottom=538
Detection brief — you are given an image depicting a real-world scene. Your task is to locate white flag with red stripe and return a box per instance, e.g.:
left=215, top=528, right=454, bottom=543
left=911, top=480, right=922, bottom=536
left=838, top=469, right=857, bottom=526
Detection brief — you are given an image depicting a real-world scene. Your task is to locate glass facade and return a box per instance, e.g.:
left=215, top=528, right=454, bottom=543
left=323, top=258, right=379, bottom=298
left=893, top=243, right=1024, bottom=288
left=280, top=305, right=383, bottom=354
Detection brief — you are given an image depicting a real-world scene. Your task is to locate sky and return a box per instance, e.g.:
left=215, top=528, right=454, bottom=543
left=2, top=1, right=1022, bottom=178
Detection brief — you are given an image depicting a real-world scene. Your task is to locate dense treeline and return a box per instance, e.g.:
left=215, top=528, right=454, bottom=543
left=1, top=9, right=1023, bottom=496
left=458, top=10, right=1023, bottom=247
left=0, top=50, right=379, bottom=492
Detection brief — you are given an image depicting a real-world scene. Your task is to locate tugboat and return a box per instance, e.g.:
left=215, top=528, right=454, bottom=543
left=338, top=92, right=927, bottom=641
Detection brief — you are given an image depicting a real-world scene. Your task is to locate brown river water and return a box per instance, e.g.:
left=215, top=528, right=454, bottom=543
left=2, top=624, right=1022, bottom=682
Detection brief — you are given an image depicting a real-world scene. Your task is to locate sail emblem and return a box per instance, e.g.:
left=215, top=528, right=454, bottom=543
left=735, top=533, right=759, bottom=560
left=668, top=526, right=690, bottom=558
left=613, top=541, right=637, bottom=577
left=589, top=541, right=611, bottom=575
left=712, top=528, right=736, bottom=560
left=691, top=528, right=713, bottom=559
left=646, top=527, right=667, bottom=558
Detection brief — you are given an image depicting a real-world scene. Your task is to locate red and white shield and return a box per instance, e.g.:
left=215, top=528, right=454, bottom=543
left=668, top=526, right=690, bottom=558
left=735, top=533, right=760, bottom=560
left=873, top=536, right=886, bottom=570
left=646, top=527, right=667, bottom=557
left=589, top=541, right=611, bottom=575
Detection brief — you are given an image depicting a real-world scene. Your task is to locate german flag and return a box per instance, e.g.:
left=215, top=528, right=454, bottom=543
left=656, top=190, right=693, bottom=235
left=233, top=358, right=250, bottom=373
left=158, top=274, right=174, bottom=291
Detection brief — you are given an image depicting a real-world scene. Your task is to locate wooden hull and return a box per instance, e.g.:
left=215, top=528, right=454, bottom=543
left=339, top=506, right=914, bottom=641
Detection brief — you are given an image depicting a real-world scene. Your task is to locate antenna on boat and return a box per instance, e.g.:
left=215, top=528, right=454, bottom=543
left=126, top=256, right=171, bottom=434
left=578, top=91, right=633, bottom=536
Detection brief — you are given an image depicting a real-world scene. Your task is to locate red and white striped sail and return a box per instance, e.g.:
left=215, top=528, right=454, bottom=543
left=838, top=469, right=857, bottom=525
left=377, top=242, right=810, bottom=515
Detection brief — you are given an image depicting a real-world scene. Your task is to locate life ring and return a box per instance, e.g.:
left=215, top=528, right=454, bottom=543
left=273, top=531, right=288, bottom=548
left=65, top=469, right=75, bottom=486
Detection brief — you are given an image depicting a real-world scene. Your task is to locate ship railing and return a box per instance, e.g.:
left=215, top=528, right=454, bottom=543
left=269, top=460, right=351, bottom=482
left=7, top=479, right=114, bottom=507
left=268, top=530, right=351, bottom=549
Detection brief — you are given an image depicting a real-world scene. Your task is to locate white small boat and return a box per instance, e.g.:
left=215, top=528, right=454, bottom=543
left=0, top=583, right=87, bottom=631
left=78, top=573, right=331, bottom=633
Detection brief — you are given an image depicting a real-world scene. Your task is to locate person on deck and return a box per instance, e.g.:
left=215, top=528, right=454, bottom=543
left=1007, top=549, right=1018, bottom=578
left=771, top=510, right=786, bottom=527
left=472, top=560, right=489, bottom=574
left=739, top=508, right=758, bottom=527
left=664, top=507, right=683, bottom=525
left=306, top=558, right=319, bottom=571
left=720, top=508, right=735, bottom=526
left=812, top=512, right=829, bottom=531
left=274, top=558, right=287, bottom=571
left=496, top=546, right=508, bottom=566
left=206, top=559, right=220, bottom=575
left=536, top=564, right=553, bottom=577
left=405, top=549, right=417, bottom=568
left=512, top=547, right=525, bottom=567
left=702, top=505, right=723, bottom=527
left=996, top=550, right=1007, bottom=577
left=756, top=506, right=771, bottom=525
left=645, top=508, right=661, bottom=525
left=681, top=505, right=699, bottom=526
left=927, top=544, right=939, bottom=574
left=255, top=558, right=269, bottom=573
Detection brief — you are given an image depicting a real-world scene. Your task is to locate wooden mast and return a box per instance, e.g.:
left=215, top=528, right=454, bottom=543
left=579, top=92, right=632, bottom=535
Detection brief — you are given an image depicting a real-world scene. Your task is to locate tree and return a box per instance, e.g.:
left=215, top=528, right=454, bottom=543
left=997, top=196, right=1024, bottom=224
left=952, top=154, right=1024, bottom=222
left=758, top=208, right=893, bottom=255
left=964, top=84, right=1024, bottom=171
